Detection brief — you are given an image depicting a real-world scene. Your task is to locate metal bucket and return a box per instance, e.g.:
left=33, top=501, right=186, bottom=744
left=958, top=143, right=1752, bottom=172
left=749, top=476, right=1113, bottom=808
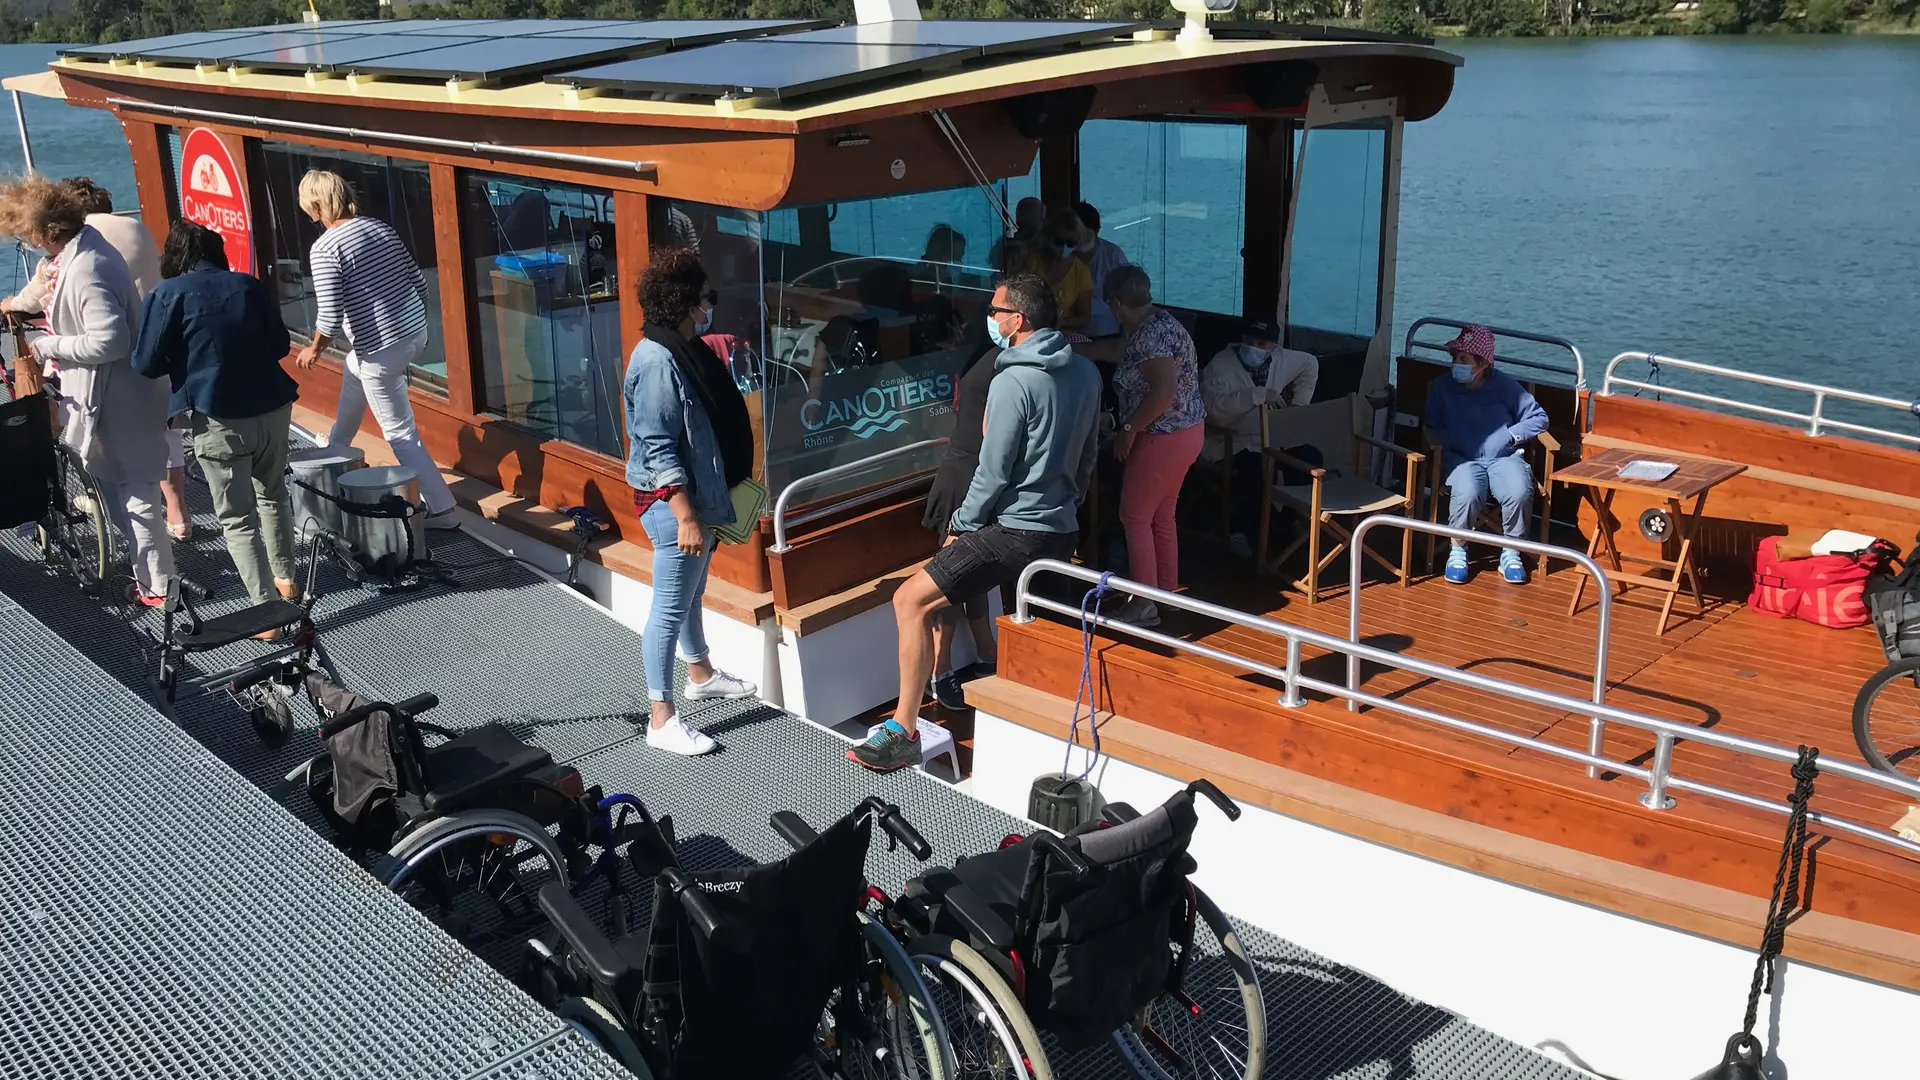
left=287, top=445, right=365, bottom=544
left=337, top=466, right=424, bottom=573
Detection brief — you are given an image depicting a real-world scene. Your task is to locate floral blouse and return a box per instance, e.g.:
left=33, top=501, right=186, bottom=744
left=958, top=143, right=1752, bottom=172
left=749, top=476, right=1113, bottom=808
left=1112, top=308, right=1204, bottom=435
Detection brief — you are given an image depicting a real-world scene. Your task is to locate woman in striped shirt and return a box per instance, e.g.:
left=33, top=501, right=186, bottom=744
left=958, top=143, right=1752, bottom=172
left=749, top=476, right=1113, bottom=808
left=292, top=170, right=457, bottom=527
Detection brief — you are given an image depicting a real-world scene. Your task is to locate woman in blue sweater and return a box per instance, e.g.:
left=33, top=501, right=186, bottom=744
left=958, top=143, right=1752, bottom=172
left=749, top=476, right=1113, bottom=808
left=1423, top=324, right=1549, bottom=584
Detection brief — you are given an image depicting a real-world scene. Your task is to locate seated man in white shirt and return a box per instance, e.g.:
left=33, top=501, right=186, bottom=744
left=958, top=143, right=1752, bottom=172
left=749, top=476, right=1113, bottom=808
left=1198, top=319, right=1323, bottom=559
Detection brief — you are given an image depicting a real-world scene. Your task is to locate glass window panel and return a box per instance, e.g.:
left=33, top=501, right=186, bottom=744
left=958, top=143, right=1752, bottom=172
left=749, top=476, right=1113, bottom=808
left=660, top=175, right=1026, bottom=501
left=1078, top=118, right=1244, bottom=317
left=159, top=126, right=182, bottom=221
left=1288, top=121, right=1387, bottom=341
left=247, top=140, right=444, bottom=391
left=460, top=171, right=624, bottom=457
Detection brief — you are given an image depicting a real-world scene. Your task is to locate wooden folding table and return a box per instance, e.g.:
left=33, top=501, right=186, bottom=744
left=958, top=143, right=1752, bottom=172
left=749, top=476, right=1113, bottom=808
left=1554, top=447, right=1747, bottom=635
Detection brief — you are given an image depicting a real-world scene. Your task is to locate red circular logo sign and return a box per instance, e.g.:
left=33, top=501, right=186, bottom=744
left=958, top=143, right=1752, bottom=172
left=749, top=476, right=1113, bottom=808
left=179, top=127, right=252, bottom=274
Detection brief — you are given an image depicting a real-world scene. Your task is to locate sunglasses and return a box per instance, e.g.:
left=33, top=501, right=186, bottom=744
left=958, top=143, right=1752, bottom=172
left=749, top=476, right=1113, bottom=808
left=986, top=305, right=1020, bottom=317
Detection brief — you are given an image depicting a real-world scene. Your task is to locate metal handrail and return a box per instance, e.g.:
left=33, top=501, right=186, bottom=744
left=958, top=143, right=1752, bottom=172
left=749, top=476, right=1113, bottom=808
left=1011, top=559, right=1920, bottom=860
left=1402, top=317, right=1587, bottom=390
left=1602, top=351, right=1920, bottom=447
left=768, top=438, right=947, bottom=553
left=1348, top=515, right=1617, bottom=779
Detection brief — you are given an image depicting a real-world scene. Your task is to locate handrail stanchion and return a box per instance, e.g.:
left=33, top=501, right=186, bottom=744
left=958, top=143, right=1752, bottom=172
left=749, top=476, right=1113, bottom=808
left=1280, top=636, right=1304, bottom=708
left=1600, top=351, right=1920, bottom=447
left=769, top=438, right=947, bottom=554
left=1641, top=732, right=1677, bottom=810
left=1011, top=559, right=1920, bottom=859
left=1346, top=515, right=1613, bottom=778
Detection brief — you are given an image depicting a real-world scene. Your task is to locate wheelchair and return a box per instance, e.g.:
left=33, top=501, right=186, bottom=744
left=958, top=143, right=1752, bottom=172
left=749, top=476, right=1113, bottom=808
left=890, top=780, right=1266, bottom=1080
left=529, top=796, right=956, bottom=1080
left=291, top=682, right=640, bottom=963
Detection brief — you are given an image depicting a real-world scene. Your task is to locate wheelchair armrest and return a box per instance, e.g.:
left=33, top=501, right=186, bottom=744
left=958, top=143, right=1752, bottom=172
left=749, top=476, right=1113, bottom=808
left=770, top=811, right=819, bottom=852
left=536, top=882, right=629, bottom=988
left=1101, top=801, right=1142, bottom=826
left=945, top=882, right=1017, bottom=951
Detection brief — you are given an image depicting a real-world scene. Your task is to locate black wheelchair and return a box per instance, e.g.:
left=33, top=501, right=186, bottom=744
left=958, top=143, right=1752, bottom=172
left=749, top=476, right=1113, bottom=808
left=291, top=681, right=644, bottom=963
left=529, top=797, right=955, bottom=1080
left=890, top=780, right=1266, bottom=1080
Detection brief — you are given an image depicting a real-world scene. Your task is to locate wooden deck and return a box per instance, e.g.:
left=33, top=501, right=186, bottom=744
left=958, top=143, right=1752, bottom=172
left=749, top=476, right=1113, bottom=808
left=998, top=544, right=1920, bottom=936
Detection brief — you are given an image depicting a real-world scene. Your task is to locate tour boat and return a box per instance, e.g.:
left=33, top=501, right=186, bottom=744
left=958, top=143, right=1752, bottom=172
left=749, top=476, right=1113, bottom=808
left=13, top=5, right=1919, bottom=1078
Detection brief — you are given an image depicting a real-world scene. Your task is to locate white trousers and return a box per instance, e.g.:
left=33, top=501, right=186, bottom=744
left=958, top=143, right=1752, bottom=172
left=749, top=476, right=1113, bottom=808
left=98, top=479, right=174, bottom=596
left=325, top=329, right=456, bottom=515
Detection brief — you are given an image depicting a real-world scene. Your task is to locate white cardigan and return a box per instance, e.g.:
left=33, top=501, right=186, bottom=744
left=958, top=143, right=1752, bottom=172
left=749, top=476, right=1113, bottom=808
left=9, top=213, right=161, bottom=314
left=37, top=226, right=170, bottom=484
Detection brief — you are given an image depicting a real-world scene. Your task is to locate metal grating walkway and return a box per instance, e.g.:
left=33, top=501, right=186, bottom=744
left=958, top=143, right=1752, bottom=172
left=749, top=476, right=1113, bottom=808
left=0, top=473, right=1584, bottom=1080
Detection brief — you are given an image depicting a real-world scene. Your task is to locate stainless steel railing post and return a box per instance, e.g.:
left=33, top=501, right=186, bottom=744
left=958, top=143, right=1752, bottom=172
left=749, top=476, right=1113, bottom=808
left=1402, top=317, right=1587, bottom=389
left=1279, top=636, right=1304, bottom=708
left=1600, top=351, right=1919, bottom=447
left=1640, top=732, right=1677, bottom=810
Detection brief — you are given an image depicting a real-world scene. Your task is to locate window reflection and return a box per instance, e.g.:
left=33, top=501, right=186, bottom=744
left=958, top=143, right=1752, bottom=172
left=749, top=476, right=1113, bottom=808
left=248, top=140, right=444, bottom=390
left=1288, top=121, right=1387, bottom=342
left=460, top=172, right=624, bottom=457
left=657, top=179, right=1024, bottom=499
left=1079, top=118, right=1246, bottom=317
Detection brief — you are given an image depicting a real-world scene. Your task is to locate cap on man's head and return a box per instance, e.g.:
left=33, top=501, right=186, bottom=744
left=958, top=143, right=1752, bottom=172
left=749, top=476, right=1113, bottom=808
left=1243, top=319, right=1281, bottom=345
left=1445, top=324, right=1496, bottom=364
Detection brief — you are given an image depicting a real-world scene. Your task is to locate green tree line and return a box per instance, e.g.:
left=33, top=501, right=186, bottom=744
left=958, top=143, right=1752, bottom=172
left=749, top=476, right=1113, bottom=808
left=0, top=0, right=1909, bottom=46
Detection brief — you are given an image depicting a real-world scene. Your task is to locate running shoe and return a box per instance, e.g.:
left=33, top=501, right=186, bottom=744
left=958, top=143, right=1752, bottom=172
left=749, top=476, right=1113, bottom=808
left=1444, top=545, right=1470, bottom=585
left=1500, top=549, right=1529, bottom=584
left=848, top=719, right=922, bottom=772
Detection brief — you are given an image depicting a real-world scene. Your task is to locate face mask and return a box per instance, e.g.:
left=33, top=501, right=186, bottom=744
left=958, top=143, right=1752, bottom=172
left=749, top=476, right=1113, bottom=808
left=694, top=306, right=713, bottom=336
left=1238, top=344, right=1271, bottom=370
left=1075, top=237, right=1096, bottom=254
left=987, top=313, right=1012, bottom=349
left=1450, top=360, right=1476, bottom=384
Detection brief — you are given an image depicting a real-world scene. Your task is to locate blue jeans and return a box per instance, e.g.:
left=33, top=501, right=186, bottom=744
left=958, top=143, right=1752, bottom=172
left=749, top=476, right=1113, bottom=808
left=641, top=499, right=715, bottom=703
left=1446, top=454, right=1533, bottom=542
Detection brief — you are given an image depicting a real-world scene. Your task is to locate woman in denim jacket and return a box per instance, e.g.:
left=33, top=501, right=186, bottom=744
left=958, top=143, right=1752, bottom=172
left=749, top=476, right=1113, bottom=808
left=624, top=247, right=758, bottom=756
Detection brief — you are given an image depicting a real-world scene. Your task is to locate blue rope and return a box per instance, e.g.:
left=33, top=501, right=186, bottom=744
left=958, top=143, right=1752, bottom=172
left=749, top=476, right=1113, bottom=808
left=1062, top=571, right=1115, bottom=783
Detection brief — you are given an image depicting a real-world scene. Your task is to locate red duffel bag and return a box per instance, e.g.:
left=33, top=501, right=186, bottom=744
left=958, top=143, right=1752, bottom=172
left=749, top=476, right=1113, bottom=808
left=1749, top=535, right=1894, bottom=629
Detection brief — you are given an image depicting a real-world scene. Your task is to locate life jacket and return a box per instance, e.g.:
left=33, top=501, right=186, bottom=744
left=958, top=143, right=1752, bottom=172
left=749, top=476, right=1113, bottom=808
left=1748, top=535, right=1896, bottom=630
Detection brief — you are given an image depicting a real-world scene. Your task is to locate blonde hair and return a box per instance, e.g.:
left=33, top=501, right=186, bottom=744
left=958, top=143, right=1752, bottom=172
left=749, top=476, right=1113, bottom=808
left=0, top=173, right=87, bottom=250
left=297, top=169, right=357, bottom=222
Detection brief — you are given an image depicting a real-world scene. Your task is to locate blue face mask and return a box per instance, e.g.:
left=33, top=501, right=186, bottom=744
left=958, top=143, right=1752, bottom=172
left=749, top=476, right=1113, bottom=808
left=694, top=306, right=713, bottom=336
left=987, top=313, right=1011, bottom=349
left=1450, top=361, right=1476, bottom=385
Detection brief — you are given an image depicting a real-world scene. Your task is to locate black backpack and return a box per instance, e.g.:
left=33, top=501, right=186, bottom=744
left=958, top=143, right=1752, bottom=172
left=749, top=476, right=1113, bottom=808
left=1865, top=533, right=1920, bottom=664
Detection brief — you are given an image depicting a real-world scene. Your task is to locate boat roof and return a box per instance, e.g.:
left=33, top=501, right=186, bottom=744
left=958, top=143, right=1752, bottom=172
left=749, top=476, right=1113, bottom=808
left=49, top=19, right=1462, bottom=133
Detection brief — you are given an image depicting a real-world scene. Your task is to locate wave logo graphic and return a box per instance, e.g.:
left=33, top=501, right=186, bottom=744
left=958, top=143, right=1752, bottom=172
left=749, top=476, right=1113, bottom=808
left=849, top=414, right=909, bottom=439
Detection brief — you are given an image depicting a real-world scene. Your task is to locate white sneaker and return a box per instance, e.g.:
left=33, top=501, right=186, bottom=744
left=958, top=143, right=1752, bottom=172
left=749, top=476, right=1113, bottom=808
left=72, top=493, right=96, bottom=516
left=646, top=714, right=716, bottom=756
left=1228, top=532, right=1253, bottom=560
left=685, top=670, right=757, bottom=701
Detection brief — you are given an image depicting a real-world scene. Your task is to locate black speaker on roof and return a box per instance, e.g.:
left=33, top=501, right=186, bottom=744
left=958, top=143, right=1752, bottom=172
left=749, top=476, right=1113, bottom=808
left=1004, top=85, right=1097, bottom=139
left=1237, top=60, right=1319, bottom=110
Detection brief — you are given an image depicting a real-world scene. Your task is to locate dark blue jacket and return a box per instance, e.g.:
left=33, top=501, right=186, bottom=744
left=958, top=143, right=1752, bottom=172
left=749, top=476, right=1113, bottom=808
left=130, top=262, right=298, bottom=420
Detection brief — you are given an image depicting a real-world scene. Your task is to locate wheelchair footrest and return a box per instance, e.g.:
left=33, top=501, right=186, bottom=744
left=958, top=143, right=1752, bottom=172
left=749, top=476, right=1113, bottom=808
left=176, top=599, right=309, bottom=651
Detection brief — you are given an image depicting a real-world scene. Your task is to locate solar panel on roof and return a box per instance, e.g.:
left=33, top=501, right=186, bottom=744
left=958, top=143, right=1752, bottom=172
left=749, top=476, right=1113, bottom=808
left=789, top=20, right=1143, bottom=55
left=123, top=28, right=367, bottom=65
left=349, top=36, right=667, bottom=82
left=60, top=29, right=266, bottom=59
left=552, top=39, right=968, bottom=101
left=528, top=18, right=834, bottom=45
left=341, top=18, right=506, bottom=34
left=394, top=18, right=638, bottom=36
left=223, top=34, right=493, bottom=73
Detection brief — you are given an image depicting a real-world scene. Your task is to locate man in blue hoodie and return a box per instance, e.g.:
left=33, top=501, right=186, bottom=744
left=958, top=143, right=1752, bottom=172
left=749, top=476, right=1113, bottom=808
left=851, top=273, right=1102, bottom=772
left=1424, top=324, right=1550, bottom=585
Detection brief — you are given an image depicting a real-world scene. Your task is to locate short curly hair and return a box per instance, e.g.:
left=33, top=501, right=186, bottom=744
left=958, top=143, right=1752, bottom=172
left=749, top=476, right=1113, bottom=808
left=58, top=177, right=112, bottom=216
left=640, top=246, right=708, bottom=329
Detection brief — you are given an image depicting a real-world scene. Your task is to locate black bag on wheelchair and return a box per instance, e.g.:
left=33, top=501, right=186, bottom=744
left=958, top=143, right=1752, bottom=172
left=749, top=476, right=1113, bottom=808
left=1866, top=534, right=1920, bottom=667
left=0, top=393, right=54, bottom=529
left=641, top=813, right=871, bottom=1079
left=1023, top=794, right=1201, bottom=1048
left=305, top=673, right=404, bottom=840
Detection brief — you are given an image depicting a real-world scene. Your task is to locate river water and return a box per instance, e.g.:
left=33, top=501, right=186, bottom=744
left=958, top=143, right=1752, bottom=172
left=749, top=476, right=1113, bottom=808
left=2, top=38, right=1916, bottom=416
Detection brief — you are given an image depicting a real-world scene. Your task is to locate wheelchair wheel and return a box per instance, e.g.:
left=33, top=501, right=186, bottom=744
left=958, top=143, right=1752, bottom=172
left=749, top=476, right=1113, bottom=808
left=37, top=443, right=110, bottom=592
left=1113, top=887, right=1265, bottom=1080
left=1854, top=656, right=1920, bottom=780
left=909, top=934, right=1050, bottom=1080
left=382, top=810, right=570, bottom=960
left=556, top=996, right=655, bottom=1079
left=244, top=682, right=297, bottom=747
left=818, top=913, right=953, bottom=1080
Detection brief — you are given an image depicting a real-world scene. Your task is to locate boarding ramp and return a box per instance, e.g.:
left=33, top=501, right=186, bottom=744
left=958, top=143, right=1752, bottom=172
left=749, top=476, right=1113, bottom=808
left=0, top=473, right=1587, bottom=1080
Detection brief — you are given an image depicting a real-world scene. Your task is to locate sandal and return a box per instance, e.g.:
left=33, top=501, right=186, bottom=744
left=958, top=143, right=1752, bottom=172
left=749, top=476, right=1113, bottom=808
left=167, top=522, right=192, bottom=542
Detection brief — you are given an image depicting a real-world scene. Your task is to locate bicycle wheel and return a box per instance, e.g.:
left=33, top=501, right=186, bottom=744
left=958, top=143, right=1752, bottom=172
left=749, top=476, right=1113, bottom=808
left=818, top=913, right=952, bottom=1080
left=37, top=442, right=110, bottom=592
left=908, top=934, right=1050, bottom=1080
left=1114, top=887, right=1265, bottom=1080
left=1854, top=656, right=1920, bottom=781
